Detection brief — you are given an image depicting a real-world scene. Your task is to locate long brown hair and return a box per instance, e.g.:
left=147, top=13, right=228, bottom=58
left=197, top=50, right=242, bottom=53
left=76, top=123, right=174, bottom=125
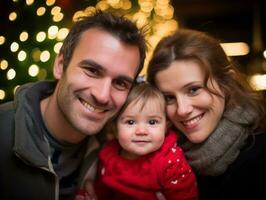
left=147, top=29, right=266, bottom=130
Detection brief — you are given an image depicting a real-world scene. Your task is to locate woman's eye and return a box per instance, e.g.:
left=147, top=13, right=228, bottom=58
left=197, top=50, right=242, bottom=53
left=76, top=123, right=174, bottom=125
left=149, top=119, right=158, bottom=125
left=188, top=86, right=201, bottom=95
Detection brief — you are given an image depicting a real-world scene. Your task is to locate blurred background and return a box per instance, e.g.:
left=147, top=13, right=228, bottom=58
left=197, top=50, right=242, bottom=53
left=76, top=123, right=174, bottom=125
left=0, top=0, right=265, bottom=103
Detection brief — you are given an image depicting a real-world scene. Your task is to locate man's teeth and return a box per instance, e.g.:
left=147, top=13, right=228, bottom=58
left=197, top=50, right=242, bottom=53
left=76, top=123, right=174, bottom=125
left=182, top=114, right=203, bottom=126
left=81, top=100, right=104, bottom=113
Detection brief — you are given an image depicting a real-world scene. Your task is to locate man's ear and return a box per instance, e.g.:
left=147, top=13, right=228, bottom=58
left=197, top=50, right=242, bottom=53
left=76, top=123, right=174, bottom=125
left=53, top=54, right=64, bottom=80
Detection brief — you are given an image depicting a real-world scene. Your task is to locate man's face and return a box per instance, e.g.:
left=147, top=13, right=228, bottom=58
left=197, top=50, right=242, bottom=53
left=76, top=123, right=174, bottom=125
left=54, top=28, right=140, bottom=141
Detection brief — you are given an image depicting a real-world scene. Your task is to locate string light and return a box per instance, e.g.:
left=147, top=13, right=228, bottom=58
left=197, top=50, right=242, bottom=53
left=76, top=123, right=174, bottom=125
left=36, top=31, right=46, bottom=42
left=19, top=31, right=29, bottom=42
left=46, top=0, right=56, bottom=6
left=40, top=50, right=50, bottom=62
left=54, top=42, right=63, bottom=53
left=17, top=50, right=27, bottom=61
left=10, top=42, right=19, bottom=52
left=28, top=64, right=40, bottom=77
left=26, top=0, right=35, bottom=6
left=9, top=12, right=17, bottom=21
left=7, top=68, right=16, bottom=80
left=48, top=25, right=59, bottom=39
left=0, top=36, right=5, bottom=45
left=0, top=60, right=8, bottom=70
left=37, top=7, right=46, bottom=16
left=0, top=90, right=5, bottom=100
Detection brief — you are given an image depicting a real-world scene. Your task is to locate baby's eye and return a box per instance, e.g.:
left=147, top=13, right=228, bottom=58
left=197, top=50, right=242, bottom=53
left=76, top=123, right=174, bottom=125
left=126, top=120, right=135, bottom=125
left=149, top=119, right=158, bottom=125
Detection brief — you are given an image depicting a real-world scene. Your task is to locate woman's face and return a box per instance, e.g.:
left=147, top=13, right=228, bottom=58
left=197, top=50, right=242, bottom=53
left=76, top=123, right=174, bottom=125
left=155, top=60, right=225, bottom=143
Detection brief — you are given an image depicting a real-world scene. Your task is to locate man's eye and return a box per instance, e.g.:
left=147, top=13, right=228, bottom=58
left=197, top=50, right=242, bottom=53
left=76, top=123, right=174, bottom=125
left=84, top=67, right=101, bottom=77
left=113, top=79, right=130, bottom=91
left=126, top=120, right=135, bottom=125
left=149, top=119, right=158, bottom=125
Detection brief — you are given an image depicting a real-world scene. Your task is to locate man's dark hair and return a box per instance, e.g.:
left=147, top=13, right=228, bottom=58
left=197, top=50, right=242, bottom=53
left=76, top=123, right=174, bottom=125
left=59, top=11, right=146, bottom=76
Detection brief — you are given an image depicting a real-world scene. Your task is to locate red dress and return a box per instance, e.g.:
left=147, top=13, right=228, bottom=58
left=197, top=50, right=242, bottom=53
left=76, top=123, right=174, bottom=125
left=94, top=129, right=198, bottom=200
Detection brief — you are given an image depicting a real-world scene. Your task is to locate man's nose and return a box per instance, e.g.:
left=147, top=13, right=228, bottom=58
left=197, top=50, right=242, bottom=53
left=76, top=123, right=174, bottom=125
left=92, top=78, right=112, bottom=105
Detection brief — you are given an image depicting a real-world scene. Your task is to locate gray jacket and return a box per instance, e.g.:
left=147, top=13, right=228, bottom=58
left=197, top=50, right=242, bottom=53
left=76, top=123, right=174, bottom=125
left=0, top=81, right=99, bottom=200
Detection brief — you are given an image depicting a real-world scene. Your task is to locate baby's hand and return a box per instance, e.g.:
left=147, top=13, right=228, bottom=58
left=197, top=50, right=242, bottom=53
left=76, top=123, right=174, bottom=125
left=75, top=189, right=92, bottom=200
left=75, top=180, right=97, bottom=200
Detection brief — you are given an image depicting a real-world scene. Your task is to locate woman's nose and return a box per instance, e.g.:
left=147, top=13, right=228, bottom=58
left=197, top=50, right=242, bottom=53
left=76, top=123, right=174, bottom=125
left=176, top=97, right=193, bottom=117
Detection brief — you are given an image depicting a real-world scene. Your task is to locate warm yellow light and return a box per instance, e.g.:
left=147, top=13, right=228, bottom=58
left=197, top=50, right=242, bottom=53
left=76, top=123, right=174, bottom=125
left=57, top=28, right=69, bottom=41
left=0, top=36, right=5, bottom=45
left=40, top=50, right=50, bottom=62
left=133, top=12, right=149, bottom=28
left=54, top=42, right=63, bottom=53
left=38, top=68, right=47, bottom=80
left=13, top=85, right=20, bottom=95
left=18, top=50, right=27, bottom=61
left=36, top=31, right=46, bottom=42
left=220, top=42, right=250, bottom=56
left=20, top=31, right=29, bottom=42
left=48, top=25, right=59, bottom=39
left=0, top=90, right=5, bottom=100
left=53, top=13, right=64, bottom=22
left=9, top=12, right=17, bottom=21
left=122, top=0, right=132, bottom=10
left=37, top=7, right=46, bottom=16
left=26, top=0, right=34, bottom=6
left=72, top=11, right=86, bottom=22
left=249, top=74, right=266, bottom=91
left=7, top=68, right=16, bottom=80
left=51, top=6, right=61, bottom=15
left=139, top=1, right=154, bottom=12
left=31, top=48, right=41, bottom=62
left=263, top=50, right=266, bottom=59
left=96, top=1, right=110, bottom=11
left=28, top=64, right=40, bottom=77
left=0, top=59, right=8, bottom=70
left=85, top=6, right=96, bottom=16
left=46, top=0, right=55, bottom=6
left=10, top=42, right=19, bottom=52
left=108, top=0, right=120, bottom=4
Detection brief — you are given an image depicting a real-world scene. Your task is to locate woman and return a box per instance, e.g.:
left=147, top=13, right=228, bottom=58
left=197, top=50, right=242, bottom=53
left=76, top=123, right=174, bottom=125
left=147, top=29, right=266, bottom=200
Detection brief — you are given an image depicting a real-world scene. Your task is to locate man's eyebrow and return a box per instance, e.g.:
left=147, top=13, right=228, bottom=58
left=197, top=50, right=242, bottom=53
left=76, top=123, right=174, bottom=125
left=79, top=59, right=105, bottom=71
left=79, top=59, right=135, bottom=83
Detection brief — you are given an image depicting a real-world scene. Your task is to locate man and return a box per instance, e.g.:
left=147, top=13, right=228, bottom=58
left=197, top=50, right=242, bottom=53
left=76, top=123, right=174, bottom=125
left=0, top=11, right=146, bottom=200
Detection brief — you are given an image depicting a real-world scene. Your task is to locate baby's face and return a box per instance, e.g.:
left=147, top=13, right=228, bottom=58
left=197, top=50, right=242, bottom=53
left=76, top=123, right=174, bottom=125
left=117, top=98, right=166, bottom=160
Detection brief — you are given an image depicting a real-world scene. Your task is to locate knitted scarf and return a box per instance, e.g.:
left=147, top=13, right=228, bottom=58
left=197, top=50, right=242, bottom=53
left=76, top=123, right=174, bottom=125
left=179, top=106, right=257, bottom=176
